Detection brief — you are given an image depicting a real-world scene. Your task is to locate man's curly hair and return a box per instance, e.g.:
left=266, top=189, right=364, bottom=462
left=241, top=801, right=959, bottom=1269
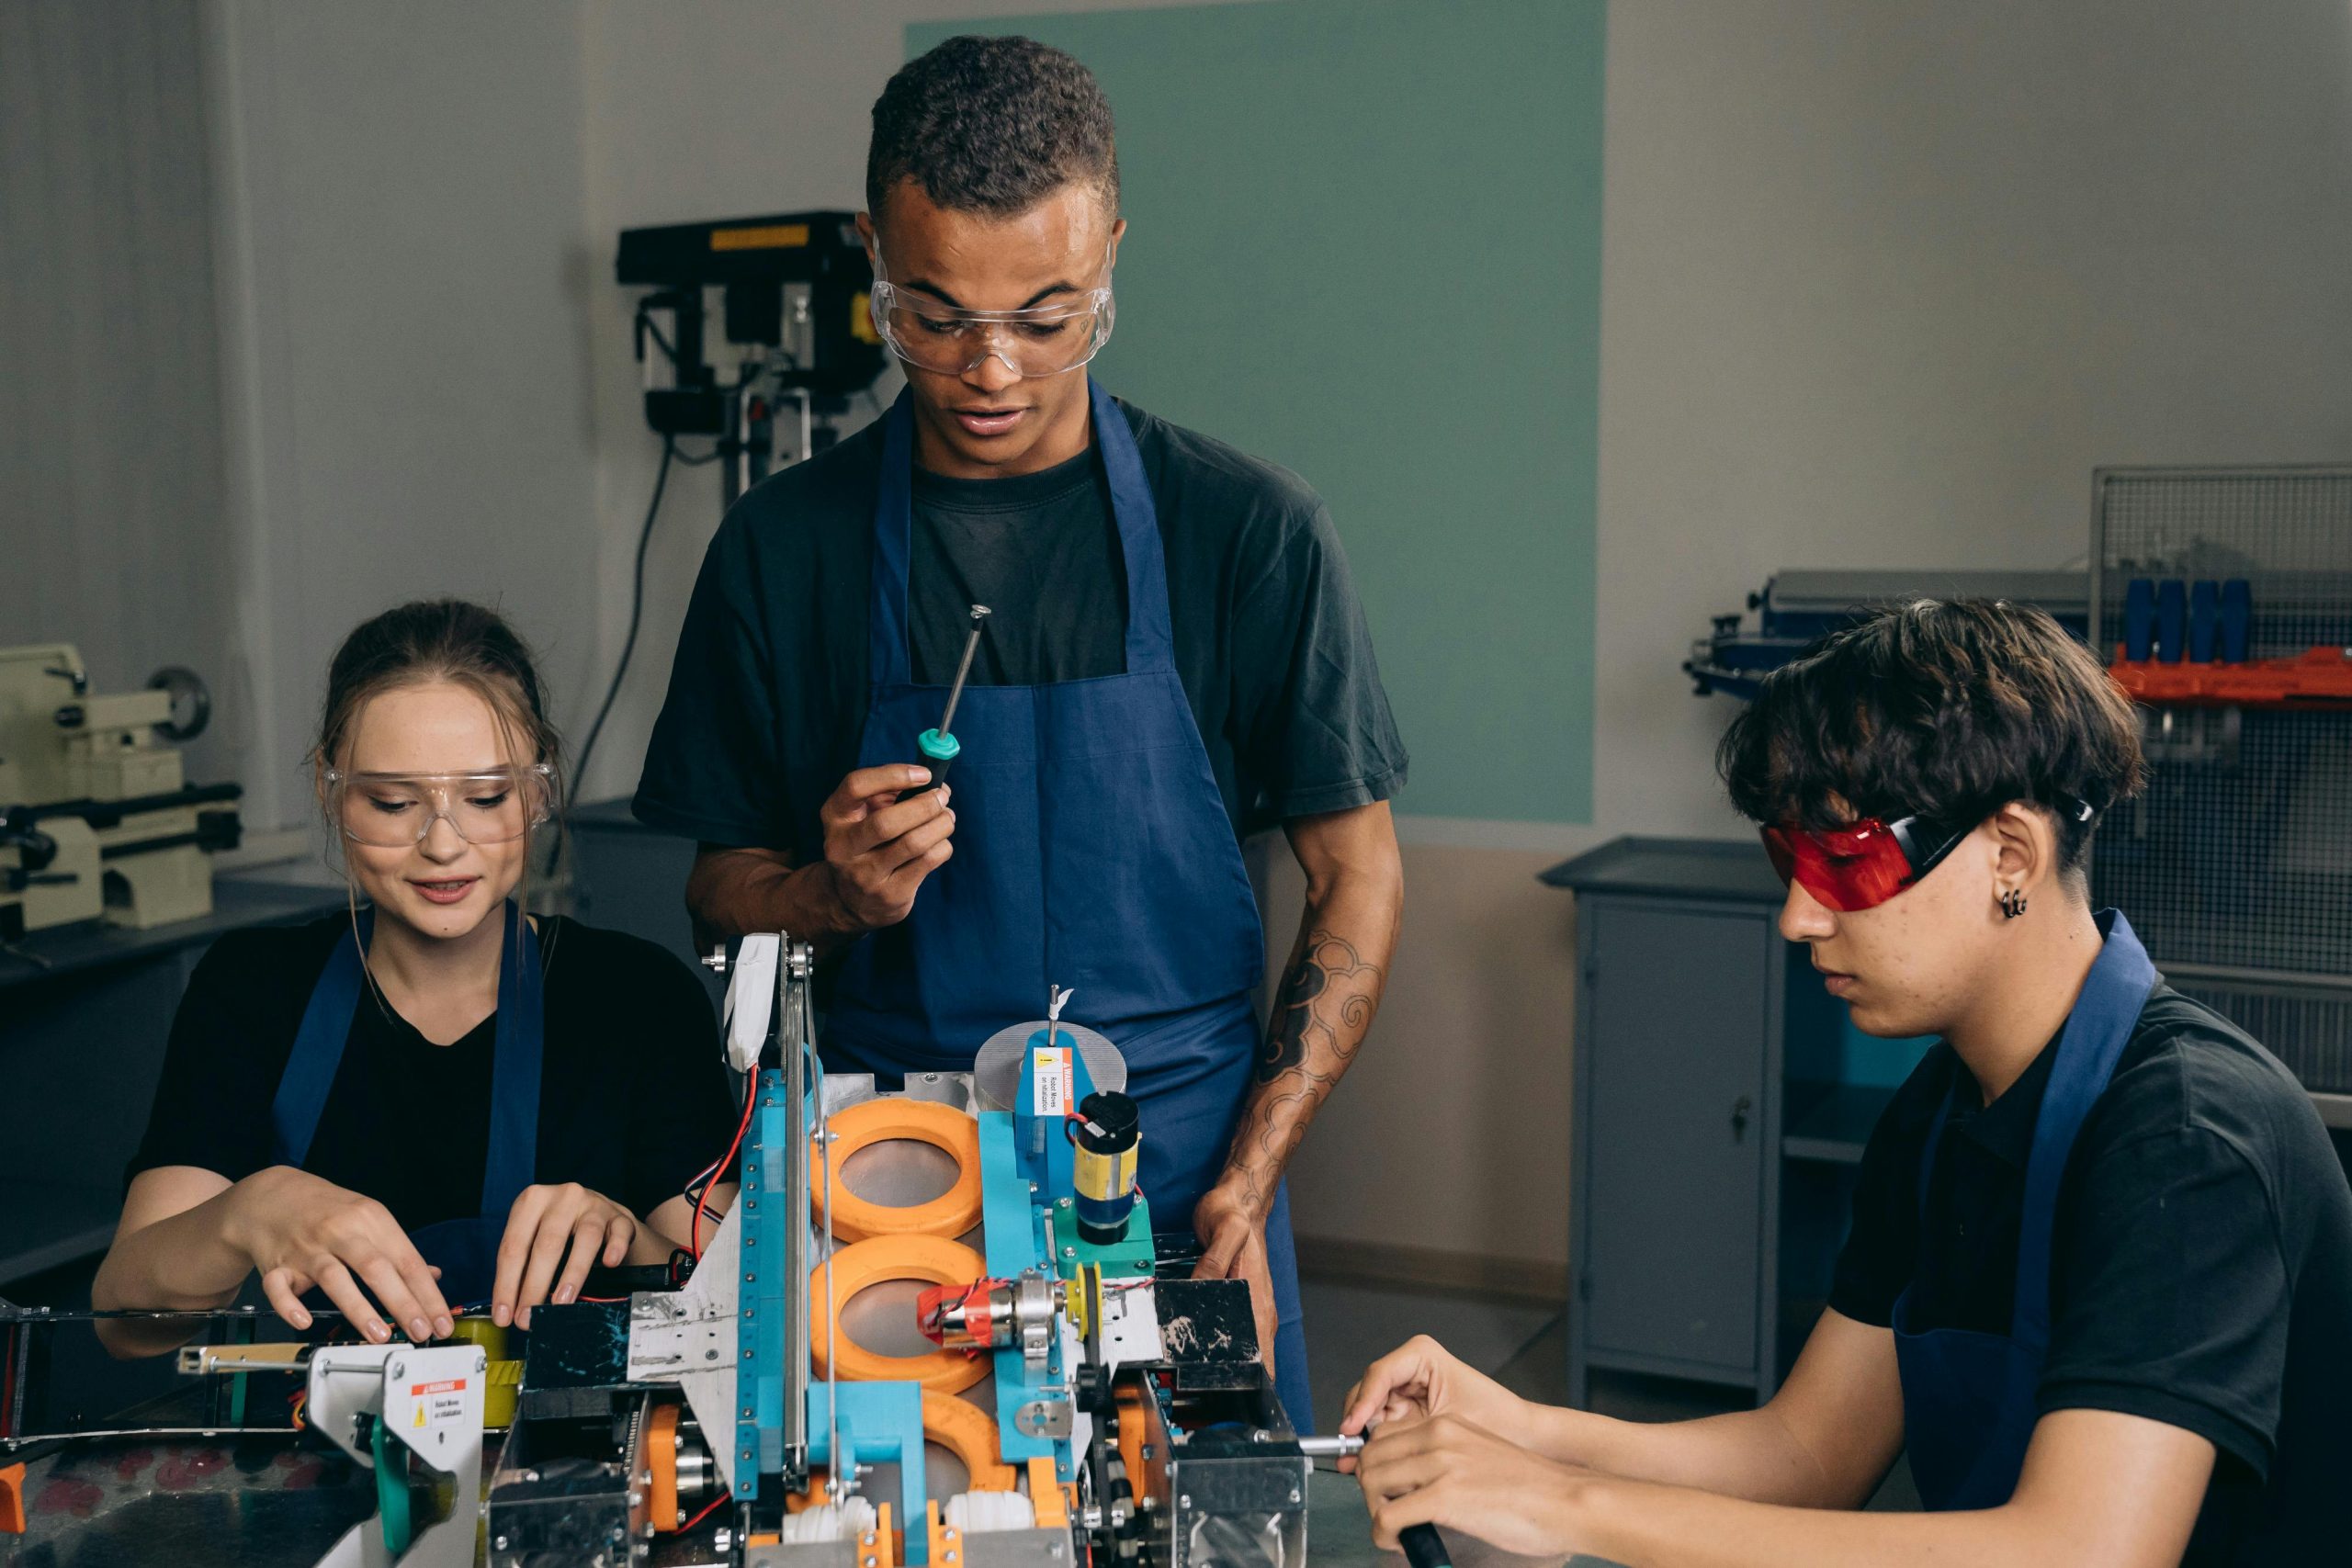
left=867, top=35, right=1119, bottom=223
left=1717, top=599, right=2146, bottom=873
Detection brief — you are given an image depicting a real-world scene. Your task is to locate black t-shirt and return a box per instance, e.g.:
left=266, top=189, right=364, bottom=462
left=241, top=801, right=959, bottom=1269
left=631, top=397, right=1408, bottom=857
left=910, top=448, right=1126, bottom=686
left=128, top=915, right=740, bottom=1233
left=1831, top=987, right=2352, bottom=1564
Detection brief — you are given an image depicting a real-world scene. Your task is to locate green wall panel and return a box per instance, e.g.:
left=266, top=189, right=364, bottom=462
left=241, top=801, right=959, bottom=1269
left=910, top=0, right=1603, bottom=823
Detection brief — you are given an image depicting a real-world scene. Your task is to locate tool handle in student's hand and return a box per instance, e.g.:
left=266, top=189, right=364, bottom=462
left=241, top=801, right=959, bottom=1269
left=894, top=730, right=961, bottom=803
left=1399, top=1524, right=1453, bottom=1568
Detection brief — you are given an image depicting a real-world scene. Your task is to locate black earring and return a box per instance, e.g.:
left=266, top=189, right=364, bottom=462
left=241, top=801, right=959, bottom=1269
left=1999, top=889, right=2029, bottom=919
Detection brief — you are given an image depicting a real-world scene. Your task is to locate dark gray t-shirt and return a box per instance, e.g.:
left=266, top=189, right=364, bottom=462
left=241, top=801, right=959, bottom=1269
left=634, top=398, right=1408, bottom=857
left=909, top=446, right=1125, bottom=687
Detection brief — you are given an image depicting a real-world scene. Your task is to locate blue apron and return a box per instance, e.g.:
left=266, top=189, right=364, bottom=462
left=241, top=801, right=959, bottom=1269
left=826, top=381, right=1314, bottom=1427
left=1894, top=908, right=2159, bottom=1508
left=267, top=900, right=545, bottom=1311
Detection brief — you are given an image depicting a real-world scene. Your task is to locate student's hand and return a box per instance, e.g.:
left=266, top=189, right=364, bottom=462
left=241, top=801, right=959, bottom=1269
left=492, top=1183, right=637, bottom=1329
left=817, top=766, right=956, bottom=932
left=1340, top=1335, right=1530, bottom=1452
left=1357, top=1412, right=1589, bottom=1559
left=223, top=1166, right=454, bottom=1344
left=1193, top=1182, right=1282, bottom=1378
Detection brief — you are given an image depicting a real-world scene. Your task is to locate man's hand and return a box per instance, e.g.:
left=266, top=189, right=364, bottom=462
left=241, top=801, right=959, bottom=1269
left=222, top=1166, right=453, bottom=1344
left=1340, top=1335, right=1531, bottom=1450
left=1193, top=1180, right=1281, bottom=1376
left=492, top=1183, right=639, bottom=1329
left=817, top=766, right=956, bottom=931
left=1357, top=1413, right=1589, bottom=1559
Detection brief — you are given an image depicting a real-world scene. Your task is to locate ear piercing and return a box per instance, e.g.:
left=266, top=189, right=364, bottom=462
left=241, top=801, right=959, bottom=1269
left=1999, top=889, right=2029, bottom=919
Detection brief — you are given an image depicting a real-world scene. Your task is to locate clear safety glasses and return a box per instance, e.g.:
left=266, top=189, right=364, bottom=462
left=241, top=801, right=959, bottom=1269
left=325, top=765, right=557, bottom=848
left=867, top=280, right=1115, bottom=378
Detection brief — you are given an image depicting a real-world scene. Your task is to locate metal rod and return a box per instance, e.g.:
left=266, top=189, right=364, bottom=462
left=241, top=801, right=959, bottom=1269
left=935, top=604, right=991, bottom=739
left=1296, top=1435, right=1364, bottom=1459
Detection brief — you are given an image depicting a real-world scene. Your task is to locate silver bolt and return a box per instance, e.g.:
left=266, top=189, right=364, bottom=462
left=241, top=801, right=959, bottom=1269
left=628, top=1490, right=644, bottom=1508
left=1289, top=1489, right=1302, bottom=1504
left=493, top=1537, right=509, bottom=1551
left=676, top=1509, right=686, bottom=1527
left=1180, top=1495, right=1192, bottom=1509
left=390, top=1359, right=405, bottom=1379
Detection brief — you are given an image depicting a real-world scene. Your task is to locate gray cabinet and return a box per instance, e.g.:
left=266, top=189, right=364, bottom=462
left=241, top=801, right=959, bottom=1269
left=1548, top=838, right=1855, bottom=1407
left=1577, top=900, right=1777, bottom=1384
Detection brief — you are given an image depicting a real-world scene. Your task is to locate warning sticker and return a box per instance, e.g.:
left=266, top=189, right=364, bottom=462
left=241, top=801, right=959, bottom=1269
left=411, top=1378, right=469, bottom=1427
left=1032, top=1046, right=1073, bottom=1117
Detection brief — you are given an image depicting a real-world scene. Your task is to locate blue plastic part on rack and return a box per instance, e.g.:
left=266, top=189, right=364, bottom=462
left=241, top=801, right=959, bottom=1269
left=2156, top=580, right=2187, bottom=662
left=2189, top=580, right=2220, bottom=662
left=2124, top=578, right=2155, bottom=660
left=2221, top=579, right=2252, bottom=661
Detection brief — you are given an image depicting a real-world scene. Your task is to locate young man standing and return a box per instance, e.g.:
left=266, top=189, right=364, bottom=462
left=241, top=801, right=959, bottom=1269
left=1345, top=602, right=2351, bottom=1563
left=635, top=36, right=1408, bottom=1428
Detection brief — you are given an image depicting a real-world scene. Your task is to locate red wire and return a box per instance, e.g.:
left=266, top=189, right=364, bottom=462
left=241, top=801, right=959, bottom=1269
left=679, top=1490, right=730, bottom=1532
left=694, top=1070, right=757, bottom=1259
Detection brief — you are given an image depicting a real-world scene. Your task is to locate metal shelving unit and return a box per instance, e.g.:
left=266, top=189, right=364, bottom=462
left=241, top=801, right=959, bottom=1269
left=2088, top=466, right=2352, bottom=1100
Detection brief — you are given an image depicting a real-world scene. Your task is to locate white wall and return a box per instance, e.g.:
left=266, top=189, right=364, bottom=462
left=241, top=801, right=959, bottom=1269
left=206, top=0, right=600, bottom=829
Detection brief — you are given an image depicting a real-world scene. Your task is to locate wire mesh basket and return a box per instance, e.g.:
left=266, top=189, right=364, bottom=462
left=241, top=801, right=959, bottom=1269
left=2088, top=468, right=2352, bottom=1094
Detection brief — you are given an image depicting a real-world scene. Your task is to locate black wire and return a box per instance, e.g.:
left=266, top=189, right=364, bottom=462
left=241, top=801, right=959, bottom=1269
left=563, top=436, right=676, bottom=848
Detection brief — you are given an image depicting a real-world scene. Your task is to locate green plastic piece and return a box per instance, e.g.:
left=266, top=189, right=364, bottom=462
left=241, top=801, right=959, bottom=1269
left=918, top=728, right=961, bottom=761
left=1049, top=1190, right=1157, bottom=1281
left=372, top=1415, right=413, bottom=1558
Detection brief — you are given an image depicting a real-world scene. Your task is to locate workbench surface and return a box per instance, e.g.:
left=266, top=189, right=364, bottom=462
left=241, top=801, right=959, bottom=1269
left=1, top=1442, right=1624, bottom=1568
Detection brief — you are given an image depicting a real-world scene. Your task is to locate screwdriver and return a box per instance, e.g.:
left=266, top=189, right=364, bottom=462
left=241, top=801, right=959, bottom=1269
left=1295, top=1436, right=1453, bottom=1568
left=898, top=604, right=990, bottom=802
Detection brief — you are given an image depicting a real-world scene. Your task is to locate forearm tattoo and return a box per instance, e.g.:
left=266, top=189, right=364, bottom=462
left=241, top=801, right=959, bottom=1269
left=1257, top=929, right=1380, bottom=1083
left=1218, top=929, right=1386, bottom=1214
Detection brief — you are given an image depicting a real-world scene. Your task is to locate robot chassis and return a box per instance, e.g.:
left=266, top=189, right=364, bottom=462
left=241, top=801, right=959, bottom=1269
left=0, top=936, right=1311, bottom=1567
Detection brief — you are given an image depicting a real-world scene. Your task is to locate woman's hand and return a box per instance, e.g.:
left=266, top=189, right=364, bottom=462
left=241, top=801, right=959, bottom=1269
left=1339, top=1334, right=1530, bottom=1449
left=492, top=1183, right=637, bottom=1328
left=1357, top=1413, right=1591, bottom=1559
left=222, top=1166, right=453, bottom=1344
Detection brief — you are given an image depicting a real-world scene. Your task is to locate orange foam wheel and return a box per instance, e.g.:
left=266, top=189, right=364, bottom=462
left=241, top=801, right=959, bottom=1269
left=810, top=1234, right=989, bottom=1393
left=813, top=1099, right=984, bottom=1243
left=646, top=1401, right=681, bottom=1532
left=923, top=1392, right=1016, bottom=1493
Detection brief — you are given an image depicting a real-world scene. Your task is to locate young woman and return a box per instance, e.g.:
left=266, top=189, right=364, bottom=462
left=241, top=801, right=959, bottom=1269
left=93, top=600, right=740, bottom=1357
left=1343, top=602, right=2352, bottom=1566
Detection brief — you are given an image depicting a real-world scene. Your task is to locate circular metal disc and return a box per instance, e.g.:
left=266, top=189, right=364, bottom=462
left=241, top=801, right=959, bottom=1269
left=972, top=1021, right=1125, bottom=1111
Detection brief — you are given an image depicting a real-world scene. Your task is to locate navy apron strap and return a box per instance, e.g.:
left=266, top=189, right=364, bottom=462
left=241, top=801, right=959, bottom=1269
left=871, top=388, right=919, bottom=686
left=267, top=902, right=544, bottom=1224
left=269, top=909, right=372, bottom=1169
left=1085, top=377, right=1176, bottom=674
left=479, top=900, right=544, bottom=1216
left=2009, top=910, right=2158, bottom=1344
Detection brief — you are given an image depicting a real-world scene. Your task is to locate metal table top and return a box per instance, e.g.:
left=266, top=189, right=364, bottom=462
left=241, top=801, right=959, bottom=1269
left=2, top=1443, right=1620, bottom=1568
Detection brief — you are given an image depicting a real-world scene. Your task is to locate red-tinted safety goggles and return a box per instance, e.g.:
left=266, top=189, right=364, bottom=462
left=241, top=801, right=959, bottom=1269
left=1759, top=814, right=1973, bottom=912
left=1761, top=797, right=2097, bottom=912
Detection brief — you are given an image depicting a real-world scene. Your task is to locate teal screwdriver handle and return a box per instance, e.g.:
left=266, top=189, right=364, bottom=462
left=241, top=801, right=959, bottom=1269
left=895, top=728, right=961, bottom=803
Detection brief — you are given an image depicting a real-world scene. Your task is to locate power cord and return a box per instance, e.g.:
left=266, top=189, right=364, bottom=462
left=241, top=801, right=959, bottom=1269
left=563, top=435, right=676, bottom=854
